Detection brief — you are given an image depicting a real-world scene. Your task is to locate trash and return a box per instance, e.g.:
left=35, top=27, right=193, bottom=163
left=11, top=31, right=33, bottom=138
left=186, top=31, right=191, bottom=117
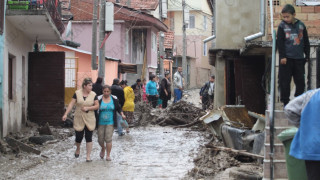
left=6, top=137, right=41, bottom=155
left=38, top=122, right=53, bottom=135
left=29, top=135, right=55, bottom=145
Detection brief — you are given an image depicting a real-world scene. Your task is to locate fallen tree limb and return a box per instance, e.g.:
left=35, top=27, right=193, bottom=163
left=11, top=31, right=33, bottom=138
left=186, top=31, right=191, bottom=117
left=173, top=120, right=201, bottom=128
left=205, top=144, right=264, bottom=159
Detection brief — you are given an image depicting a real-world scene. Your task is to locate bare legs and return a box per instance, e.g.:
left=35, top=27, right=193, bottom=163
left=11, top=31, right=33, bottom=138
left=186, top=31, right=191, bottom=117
left=106, top=142, right=112, bottom=160
left=86, top=142, right=92, bottom=161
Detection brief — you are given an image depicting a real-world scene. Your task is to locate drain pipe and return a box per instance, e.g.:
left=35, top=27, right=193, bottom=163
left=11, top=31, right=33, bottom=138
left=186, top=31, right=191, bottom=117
left=203, top=0, right=216, bottom=44
left=269, top=0, right=275, bottom=179
left=244, top=0, right=265, bottom=42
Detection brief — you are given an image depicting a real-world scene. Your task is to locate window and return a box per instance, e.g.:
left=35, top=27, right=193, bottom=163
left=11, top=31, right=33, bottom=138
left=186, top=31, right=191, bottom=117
left=203, top=15, right=207, bottom=30
left=8, top=54, right=16, bottom=100
left=187, top=14, right=195, bottom=29
left=296, top=0, right=320, bottom=5
left=267, top=0, right=279, bottom=6
left=125, top=29, right=129, bottom=54
left=203, top=43, right=207, bottom=56
left=151, top=32, right=156, bottom=51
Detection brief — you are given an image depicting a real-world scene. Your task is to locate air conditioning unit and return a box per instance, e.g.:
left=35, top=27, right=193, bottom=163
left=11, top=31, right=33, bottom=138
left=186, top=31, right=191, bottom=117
left=184, top=8, right=189, bottom=25
left=105, top=2, right=114, bottom=31
left=162, top=0, right=167, bottom=18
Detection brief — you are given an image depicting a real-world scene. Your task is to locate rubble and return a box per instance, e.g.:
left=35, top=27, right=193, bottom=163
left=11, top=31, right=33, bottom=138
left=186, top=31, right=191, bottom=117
left=135, top=100, right=206, bottom=127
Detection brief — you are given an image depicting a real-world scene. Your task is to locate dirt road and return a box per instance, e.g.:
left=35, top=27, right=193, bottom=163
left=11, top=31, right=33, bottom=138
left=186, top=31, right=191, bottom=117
left=1, top=126, right=204, bottom=180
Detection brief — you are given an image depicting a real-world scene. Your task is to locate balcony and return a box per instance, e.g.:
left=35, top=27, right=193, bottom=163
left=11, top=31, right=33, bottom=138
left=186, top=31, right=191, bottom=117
left=6, top=0, right=65, bottom=43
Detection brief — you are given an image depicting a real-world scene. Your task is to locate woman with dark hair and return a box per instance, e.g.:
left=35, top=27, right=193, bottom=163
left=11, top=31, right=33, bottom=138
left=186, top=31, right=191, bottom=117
left=146, top=74, right=159, bottom=108
left=92, top=77, right=103, bottom=96
left=98, top=85, right=126, bottom=161
left=160, top=72, right=172, bottom=108
left=120, top=80, right=135, bottom=124
left=62, top=78, right=99, bottom=162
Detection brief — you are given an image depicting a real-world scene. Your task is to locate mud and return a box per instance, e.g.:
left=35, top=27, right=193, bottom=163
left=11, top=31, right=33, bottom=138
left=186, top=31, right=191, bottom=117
left=0, top=126, right=204, bottom=179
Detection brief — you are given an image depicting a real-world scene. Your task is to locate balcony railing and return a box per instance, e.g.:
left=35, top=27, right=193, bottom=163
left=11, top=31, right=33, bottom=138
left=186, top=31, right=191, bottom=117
left=6, top=0, right=65, bottom=34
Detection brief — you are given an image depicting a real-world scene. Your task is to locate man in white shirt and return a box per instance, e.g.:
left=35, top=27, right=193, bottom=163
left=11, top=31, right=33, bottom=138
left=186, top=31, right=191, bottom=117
left=200, top=75, right=215, bottom=110
left=173, top=67, right=183, bottom=103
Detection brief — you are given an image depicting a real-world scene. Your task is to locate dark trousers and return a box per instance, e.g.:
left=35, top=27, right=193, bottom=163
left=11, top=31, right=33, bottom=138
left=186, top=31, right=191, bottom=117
left=75, top=126, right=93, bottom=143
left=202, top=95, right=214, bottom=110
left=162, top=96, right=169, bottom=108
left=279, top=58, right=306, bottom=105
left=305, top=160, right=320, bottom=180
left=148, top=95, right=158, bottom=108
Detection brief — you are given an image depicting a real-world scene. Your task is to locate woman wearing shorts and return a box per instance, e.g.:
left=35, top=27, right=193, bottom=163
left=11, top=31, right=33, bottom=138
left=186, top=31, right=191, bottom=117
left=98, top=85, right=126, bottom=161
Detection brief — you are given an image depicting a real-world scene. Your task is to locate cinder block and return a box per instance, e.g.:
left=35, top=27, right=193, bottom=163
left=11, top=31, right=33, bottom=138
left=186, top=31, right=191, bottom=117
left=301, top=6, right=315, bottom=13
left=315, top=6, right=320, bottom=13
left=264, top=143, right=286, bottom=160
left=296, top=13, right=308, bottom=21
left=265, top=127, right=294, bottom=144
left=308, top=14, right=320, bottom=21
left=264, top=160, right=288, bottom=179
left=265, top=110, right=290, bottom=127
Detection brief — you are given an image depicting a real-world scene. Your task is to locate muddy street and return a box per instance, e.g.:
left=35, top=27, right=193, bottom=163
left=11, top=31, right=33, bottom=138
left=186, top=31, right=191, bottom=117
left=0, top=126, right=204, bottom=180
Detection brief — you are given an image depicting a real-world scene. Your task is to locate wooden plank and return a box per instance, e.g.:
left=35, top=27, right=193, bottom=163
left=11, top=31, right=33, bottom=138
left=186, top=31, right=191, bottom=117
left=205, top=144, right=264, bottom=159
left=6, top=137, right=41, bottom=155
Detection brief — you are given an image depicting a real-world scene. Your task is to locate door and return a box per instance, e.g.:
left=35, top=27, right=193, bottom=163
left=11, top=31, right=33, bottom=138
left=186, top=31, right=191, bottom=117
left=64, top=57, right=78, bottom=105
left=28, top=52, right=65, bottom=126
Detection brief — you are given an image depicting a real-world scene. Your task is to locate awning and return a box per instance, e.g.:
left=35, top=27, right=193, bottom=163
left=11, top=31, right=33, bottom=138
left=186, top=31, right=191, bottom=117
left=119, top=63, right=137, bottom=74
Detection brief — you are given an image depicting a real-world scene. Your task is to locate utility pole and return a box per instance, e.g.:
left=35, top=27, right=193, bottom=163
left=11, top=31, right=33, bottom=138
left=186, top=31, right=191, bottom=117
left=159, top=32, right=165, bottom=78
left=91, top=0, right=98, bottom=70
left=182, top=0, right=188, bottom=89
left=98, top=0, right=106, bottom=81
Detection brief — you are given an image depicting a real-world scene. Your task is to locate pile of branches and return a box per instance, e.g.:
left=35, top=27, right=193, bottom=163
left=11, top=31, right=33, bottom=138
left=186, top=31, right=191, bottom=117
left=156, top=101, right=206, bottom=127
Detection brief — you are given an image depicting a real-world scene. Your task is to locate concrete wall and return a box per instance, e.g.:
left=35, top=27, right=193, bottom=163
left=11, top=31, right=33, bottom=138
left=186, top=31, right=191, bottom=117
left=0, top=1, right=4, bottom=138
left=215, top=0, right=262, bottom=49
left=3, top=20, right=32, bottom=137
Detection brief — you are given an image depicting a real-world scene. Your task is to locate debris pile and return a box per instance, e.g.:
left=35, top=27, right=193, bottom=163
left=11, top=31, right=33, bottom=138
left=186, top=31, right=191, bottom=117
left=134, top=101, right=206, bottom=127
left=189, top=142, right=240, bottom=178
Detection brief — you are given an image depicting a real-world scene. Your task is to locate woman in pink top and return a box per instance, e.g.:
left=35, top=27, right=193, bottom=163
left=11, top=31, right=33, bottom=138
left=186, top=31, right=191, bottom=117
left=142, top=79, right=147, bottom=102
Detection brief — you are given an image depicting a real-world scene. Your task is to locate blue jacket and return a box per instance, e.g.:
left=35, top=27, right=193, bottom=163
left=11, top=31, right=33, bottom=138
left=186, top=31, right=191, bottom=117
left=284, top=89, right=320, bottom=160
left=146, top=81, right=159, bottom=96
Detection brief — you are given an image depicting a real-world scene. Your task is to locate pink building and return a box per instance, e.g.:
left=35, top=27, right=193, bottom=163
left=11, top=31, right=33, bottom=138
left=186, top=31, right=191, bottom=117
left=60, top=1, right=168, bottom=85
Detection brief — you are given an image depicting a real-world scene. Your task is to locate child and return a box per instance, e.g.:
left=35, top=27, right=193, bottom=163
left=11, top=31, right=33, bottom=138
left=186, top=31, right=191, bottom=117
left=277, top=4, right=310, bottom=106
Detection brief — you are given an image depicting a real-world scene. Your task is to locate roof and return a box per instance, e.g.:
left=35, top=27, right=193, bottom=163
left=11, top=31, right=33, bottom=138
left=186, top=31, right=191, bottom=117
left=114, top=3, right=168, bottom=32
left=109, top=0, right=159, bottom=10
left=57, top=45, right=120, bottom=61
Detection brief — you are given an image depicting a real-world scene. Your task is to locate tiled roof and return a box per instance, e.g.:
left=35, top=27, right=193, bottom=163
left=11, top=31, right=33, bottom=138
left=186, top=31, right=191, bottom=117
left=109, top=0, right=159, bottom=10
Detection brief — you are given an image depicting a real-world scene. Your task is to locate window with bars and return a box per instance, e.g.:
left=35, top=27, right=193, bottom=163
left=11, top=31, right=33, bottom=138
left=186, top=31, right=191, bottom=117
left=187, top=14, right=195, bottom=29
left=268, top=0, right=280, bottom=6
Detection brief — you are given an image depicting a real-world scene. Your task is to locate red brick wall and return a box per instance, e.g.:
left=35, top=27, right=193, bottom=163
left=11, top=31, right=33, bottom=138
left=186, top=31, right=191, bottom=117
left=69, top=0, right=97, bottom=21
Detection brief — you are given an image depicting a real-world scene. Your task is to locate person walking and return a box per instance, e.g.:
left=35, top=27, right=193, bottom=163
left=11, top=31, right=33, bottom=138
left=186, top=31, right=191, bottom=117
left=131, top=79, right=142, bottom=103
left=97, top=85, right=126, bottom=161
left=284, top=88, right=320, bottom=180
left=62, top=78, right=99, bottom=162
left=277, top=4, right=310, bottom=106
left=120, top=80, right=135, bottom=124
left=200, top=75, right=215, bottom=110
left=146, top=74, right=159, bottom=108
left=92, top=77, right=103, bottom=96
left=111, top=78, right=126, bottom=136
left=160, top=72, right=172, bottom=108
left=173, top=67, right=183, bottom=103
left=142, top=79, right=147, bottom=103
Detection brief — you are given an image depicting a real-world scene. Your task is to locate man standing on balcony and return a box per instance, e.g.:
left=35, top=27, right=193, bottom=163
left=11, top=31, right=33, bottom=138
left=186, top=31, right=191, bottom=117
left=173, top=67, right=183, bottom=103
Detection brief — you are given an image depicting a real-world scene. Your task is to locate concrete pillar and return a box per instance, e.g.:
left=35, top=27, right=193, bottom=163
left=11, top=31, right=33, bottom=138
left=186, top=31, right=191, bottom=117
left=214, top=51, right=226, bottom=108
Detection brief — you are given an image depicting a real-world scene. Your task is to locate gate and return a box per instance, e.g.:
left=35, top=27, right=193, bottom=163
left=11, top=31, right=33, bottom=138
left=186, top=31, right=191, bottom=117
left=28, top=52, right=65, bottom=125
left=65, top=57, right=78, bottom=105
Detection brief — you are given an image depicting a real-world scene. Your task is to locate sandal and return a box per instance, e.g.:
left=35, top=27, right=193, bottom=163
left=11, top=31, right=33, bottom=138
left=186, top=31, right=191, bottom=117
left=100, top=150, right=105, bottom=159
left=106, top=157, right=111, bottom=161
left=74, top=153, right=80, bottom=158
